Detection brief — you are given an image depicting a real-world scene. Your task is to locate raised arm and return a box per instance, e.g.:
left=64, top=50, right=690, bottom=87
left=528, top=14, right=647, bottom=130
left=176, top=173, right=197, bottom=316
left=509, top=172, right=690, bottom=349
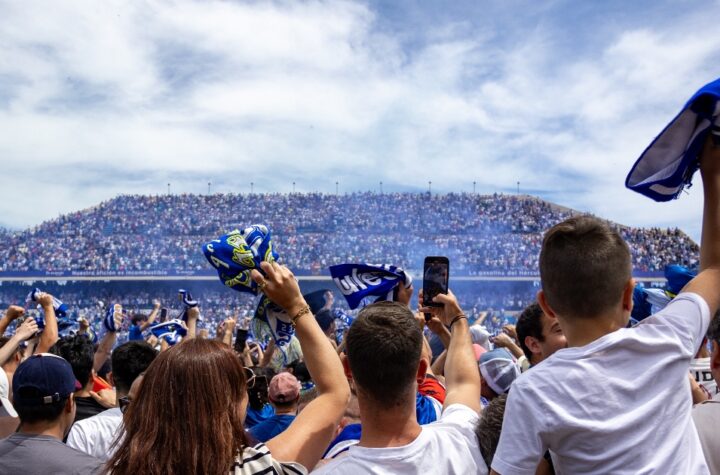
left=684, top=136, right=720, bottom=314
left=221, top=317, right=236, bottom=347
left=185, top=307, right=199, bottom=340
left=0, top=306, right=26, bottom=337
left=0, top=318, right=38, bottom=365
left=421, top=289, right=481, bottom=413
left=93, top=306, right=123, bottom=372
left=36, top=292, right=59, bottom=353
left=252, top=262, right=350, bottom=471
left=139, top=301, right=161, bottom=331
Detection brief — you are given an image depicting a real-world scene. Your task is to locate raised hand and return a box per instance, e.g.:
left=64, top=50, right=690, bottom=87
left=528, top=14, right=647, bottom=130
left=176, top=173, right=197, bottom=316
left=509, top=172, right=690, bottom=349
left=419, top=288, right=464, bottom=327
left=250, top=262, right=305, bottom=315
left=15, top=317, right=39, bottom=340
left=35, top=292, right=54, bottom=309
left=5, top=305, right=26, bottom=321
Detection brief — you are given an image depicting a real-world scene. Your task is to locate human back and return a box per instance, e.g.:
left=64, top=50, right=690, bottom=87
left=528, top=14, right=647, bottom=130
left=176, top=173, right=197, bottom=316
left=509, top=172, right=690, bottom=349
left=492, top=203, right=719, bottom=474
left=315, top=297, right=486, bottom=474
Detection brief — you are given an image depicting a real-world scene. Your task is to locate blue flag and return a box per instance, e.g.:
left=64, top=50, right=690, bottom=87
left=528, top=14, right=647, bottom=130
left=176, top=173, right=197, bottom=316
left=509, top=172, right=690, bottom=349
left=149, top=319, right=187, bottom=342
left=626, top=77, right=720, bottom=201
left=202, top=224, right=279, bottom=295
left=329, top=263, right=412, bottom=310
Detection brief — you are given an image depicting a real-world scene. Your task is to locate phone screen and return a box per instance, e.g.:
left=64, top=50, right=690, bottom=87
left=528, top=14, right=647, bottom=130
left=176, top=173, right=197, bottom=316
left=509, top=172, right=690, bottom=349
left=235, top=328, right=249, bottom=353
left=423, top=256, right=449, bottom=307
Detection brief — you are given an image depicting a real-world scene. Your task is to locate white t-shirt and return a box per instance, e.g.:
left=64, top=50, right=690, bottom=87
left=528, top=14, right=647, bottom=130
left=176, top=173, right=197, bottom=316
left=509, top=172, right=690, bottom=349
left=313, top=404, right=487, bottom=475
left=492, top=292, right=711, bottom=475
left=690, top=357, right=718, bottom=395
left=692, top=392, right=720, bottom=475
left=66, top=407, right=122, bottom=461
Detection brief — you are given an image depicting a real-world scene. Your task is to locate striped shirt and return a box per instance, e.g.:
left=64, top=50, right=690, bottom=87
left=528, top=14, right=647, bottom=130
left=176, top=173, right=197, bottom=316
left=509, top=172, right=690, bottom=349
left=231, top=442, right=307, bottom=475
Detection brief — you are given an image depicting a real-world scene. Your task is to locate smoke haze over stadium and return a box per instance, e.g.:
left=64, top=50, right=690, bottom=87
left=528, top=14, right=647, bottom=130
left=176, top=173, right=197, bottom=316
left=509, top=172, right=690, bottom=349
left=2, top=0, right=720, bottom=239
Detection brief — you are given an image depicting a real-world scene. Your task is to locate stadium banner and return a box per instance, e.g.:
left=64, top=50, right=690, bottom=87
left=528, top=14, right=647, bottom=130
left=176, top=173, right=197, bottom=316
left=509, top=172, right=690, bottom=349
left=0, top=269, right=666, bottom=280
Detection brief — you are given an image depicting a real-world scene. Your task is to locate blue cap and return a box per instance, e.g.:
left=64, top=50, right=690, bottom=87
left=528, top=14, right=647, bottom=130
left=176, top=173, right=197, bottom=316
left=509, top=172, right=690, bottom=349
left=664, top=264, right=696, bottom=296
left=12, top=353, right=77, bottom=406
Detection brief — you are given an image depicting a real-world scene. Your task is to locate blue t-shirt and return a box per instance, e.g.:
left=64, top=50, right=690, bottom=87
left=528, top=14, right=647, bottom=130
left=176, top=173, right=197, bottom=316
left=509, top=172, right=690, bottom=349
left=128, top=324, right=143, bottom=341
left=249, top=414, right=295, bottom=442
left=245, top=404, right=275, bottom=429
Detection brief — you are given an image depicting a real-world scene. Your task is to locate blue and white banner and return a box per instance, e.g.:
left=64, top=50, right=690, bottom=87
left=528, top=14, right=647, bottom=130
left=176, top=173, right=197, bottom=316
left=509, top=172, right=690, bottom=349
left=329, top=263, right=412, bottom=310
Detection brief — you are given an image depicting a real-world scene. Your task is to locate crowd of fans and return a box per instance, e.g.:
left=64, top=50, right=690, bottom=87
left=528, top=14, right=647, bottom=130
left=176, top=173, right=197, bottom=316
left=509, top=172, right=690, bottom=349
left=0, top=180, right=716, bottom=473
left=0, top=193, right=699, bottom=275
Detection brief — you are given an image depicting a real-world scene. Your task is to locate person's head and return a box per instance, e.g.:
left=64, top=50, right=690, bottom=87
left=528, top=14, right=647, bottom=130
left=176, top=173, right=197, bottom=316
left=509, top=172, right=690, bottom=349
left=108, top=339, right=251, bottom=475
left=344, top=301, right=424, bottom=408
left=0, top=336, right=24, bottom=373
left=478, top=348, right=520, bottom=400
left=12, top=354, right=77, bottom=436
left=475, top=393, right=507, bottom=469
left=315, top=309, right=336, bottom=338
left=109, top=341, right=158, bottom=395
left=268, top=372, right=301, bottom=412
left=247, top=366, right=273, bottom=410
left=708, top=313, right=720, bottom=386
left=538, top=216, right=633, bottom=326
left=516, top=302, right=567, bottom=365
left=130, top=313, right=146, bottom=326
left=49, top=334, right=94, bottom=389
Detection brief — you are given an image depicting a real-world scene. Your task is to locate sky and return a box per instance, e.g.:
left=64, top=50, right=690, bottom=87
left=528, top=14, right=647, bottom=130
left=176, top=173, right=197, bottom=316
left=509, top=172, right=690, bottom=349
left=1, top=0, right=719, bottom=240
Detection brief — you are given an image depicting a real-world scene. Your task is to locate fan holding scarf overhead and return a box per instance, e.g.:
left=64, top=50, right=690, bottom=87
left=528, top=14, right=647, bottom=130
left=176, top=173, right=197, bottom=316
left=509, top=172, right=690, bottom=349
left=202, top=224, right=296, bottom=360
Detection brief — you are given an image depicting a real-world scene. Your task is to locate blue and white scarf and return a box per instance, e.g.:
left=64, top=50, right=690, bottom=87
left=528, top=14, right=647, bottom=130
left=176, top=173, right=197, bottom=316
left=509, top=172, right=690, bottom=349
left=626, top=77, right=720, bottom=201
left=202, top=224, right=279, bottom=295
left=149, top=319, right=187, bottom=346
left=329, top=263, right=412, bottom=310
left=26, top=288, right=68, bottom=319
left=251, top=297, right=295, bottom=364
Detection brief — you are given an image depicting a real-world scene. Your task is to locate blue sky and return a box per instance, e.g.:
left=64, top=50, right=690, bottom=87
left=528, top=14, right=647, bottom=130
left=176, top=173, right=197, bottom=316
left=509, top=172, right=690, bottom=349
left=1, top=0, right=719, bottom=240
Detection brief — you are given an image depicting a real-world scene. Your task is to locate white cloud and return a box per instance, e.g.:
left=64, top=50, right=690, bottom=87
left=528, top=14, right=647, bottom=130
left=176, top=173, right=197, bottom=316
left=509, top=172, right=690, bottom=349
left=0, top=0, right=718, bottom=242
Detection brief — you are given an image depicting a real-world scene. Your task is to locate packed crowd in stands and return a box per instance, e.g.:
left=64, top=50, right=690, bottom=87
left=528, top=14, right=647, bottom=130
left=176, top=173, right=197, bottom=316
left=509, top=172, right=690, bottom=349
left=0, top=193, right=699, bottom=275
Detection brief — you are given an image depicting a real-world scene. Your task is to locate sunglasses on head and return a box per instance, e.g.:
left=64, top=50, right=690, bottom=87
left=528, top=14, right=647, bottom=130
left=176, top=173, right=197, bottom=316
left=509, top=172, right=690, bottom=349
left=119, top=396, right=131, bottom=413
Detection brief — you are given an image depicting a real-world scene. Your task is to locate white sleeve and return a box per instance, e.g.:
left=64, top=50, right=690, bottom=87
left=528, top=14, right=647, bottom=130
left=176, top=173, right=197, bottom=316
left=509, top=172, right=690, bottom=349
left=66, top=423, right=89, bottom=454
left=440, top=403, right=481, bottom=433
left=646, top=292, right=710, bottom=354
left=491, top=387, right=546, bottom=475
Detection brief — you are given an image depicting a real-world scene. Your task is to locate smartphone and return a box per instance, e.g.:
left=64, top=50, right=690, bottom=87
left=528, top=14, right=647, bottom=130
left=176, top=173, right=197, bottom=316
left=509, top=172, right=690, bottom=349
left=423, top=256, right=449, bottom=307
left=234, top=328, right=250, bottom=353
left=160, top=307, right=168, bottom=322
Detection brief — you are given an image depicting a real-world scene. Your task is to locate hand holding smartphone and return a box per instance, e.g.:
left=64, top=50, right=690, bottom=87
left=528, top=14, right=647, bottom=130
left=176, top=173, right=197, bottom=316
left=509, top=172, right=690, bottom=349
left=422, top=256, right=449, bottom=308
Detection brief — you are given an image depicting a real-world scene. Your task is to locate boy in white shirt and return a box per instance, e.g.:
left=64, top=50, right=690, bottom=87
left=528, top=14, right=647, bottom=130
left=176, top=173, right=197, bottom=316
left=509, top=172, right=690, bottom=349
left=492, top=135, right=720, bottom=475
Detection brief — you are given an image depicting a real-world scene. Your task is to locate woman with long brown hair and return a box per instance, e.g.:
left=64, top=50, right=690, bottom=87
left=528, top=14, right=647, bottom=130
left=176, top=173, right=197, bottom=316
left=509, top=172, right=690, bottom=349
left=106, top=262, right=350, bottom=474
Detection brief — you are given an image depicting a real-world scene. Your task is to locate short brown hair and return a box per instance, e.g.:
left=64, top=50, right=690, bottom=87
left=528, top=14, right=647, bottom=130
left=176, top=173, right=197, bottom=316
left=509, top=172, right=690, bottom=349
left=539, top=216, right=631, bottom=319
left=346, top=301, right=422, bottom=406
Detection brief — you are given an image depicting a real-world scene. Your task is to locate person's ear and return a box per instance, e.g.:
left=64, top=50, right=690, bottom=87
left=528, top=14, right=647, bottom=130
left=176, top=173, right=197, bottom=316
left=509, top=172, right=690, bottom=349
left=525, top=336, right=541, bottom=356
left=711, top=341, right=720, bottom=372
left=107, top=371, right=114, bottom=388
left=622, top=279, right=635, bottom=311
left=537, top=290, right=556, bottom=319
left=416, top=358, right=428, bottom=384
left=340, top=353, right=353, bottom=380
left=65, top=393, right=75, bottom=414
